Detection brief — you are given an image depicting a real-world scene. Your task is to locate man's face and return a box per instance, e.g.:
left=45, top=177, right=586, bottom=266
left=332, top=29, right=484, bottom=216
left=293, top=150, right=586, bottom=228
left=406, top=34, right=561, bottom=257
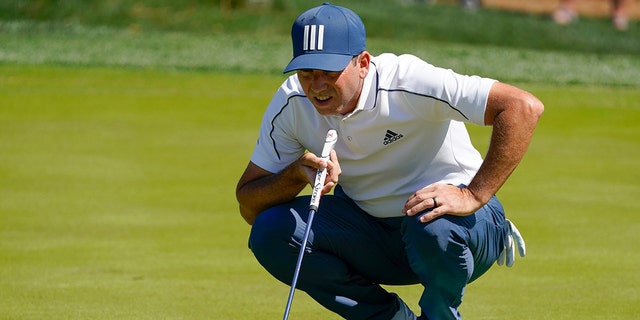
left=296, top=52, right=370, bottom=116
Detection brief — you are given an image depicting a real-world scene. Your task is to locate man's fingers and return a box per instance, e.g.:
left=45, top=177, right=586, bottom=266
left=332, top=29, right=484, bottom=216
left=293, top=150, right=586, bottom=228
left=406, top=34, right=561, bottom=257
left=403, top=189, right=440, bottom=217
left=418, top=209, right=444, bottom=223
left=321, top=181, right=335, bottom=195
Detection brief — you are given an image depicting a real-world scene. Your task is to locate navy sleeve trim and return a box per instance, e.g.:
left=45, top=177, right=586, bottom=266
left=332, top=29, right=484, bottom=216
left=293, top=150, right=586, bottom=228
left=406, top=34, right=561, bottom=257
left=268, top=94, right=307, bottom=160
left=378, top=88, right=470, bottom=120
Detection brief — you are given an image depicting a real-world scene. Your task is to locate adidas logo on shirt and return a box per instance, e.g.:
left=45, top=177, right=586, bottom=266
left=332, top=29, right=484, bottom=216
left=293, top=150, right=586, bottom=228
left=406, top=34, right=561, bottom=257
left=383, top=129, right=404, bottom=145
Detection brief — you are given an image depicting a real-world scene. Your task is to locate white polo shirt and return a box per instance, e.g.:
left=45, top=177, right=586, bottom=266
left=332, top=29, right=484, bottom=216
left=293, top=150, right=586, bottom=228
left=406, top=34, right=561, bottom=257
left=251, top=53, right=496, bottom=218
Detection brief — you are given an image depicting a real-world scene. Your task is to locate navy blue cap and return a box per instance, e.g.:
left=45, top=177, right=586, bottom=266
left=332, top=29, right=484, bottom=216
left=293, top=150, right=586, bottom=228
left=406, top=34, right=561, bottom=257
left=283, top=3, right=366, bottom=73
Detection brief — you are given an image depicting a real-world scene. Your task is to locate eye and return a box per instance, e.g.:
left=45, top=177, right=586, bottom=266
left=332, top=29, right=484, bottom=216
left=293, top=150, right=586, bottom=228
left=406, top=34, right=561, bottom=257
left=297, top=70, right=313, bottom=79
left=327, top=71, right=341, bottom=79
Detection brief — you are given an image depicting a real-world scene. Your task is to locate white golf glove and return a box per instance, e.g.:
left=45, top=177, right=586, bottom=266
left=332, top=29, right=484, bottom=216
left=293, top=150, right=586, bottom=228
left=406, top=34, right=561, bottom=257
left=497, top=219, right=526, bottom=267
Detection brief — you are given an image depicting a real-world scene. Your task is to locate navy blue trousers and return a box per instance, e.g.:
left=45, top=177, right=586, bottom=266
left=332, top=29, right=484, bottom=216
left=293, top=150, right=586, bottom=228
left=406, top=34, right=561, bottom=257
left=249, top=186, right=508, bottom=320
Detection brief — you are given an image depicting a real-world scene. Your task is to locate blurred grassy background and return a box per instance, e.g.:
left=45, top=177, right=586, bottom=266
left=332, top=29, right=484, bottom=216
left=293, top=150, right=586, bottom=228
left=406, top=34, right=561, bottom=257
left=2, top=0, right=639, bottom=54
left=2, top=0, right=639, bottom=86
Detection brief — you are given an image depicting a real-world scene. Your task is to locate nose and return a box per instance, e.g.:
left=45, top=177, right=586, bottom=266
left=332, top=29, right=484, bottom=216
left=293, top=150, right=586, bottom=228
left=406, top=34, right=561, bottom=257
left=310, top=71, right=329, bottom=92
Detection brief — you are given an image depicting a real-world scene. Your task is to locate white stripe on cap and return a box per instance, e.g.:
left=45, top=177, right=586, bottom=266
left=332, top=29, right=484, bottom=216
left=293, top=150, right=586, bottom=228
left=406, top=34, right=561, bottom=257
left=317, top=25, right=324, bottom=50
left=302, top=25, right=325, bottom=51
left=310, top=25, right=317, bottom=50
left=303, top=25, right=310, bottom=50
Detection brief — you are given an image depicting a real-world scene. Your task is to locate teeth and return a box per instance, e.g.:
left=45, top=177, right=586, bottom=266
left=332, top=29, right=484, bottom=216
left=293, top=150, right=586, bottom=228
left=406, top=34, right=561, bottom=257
left=317, top=96, right=330, bottom=101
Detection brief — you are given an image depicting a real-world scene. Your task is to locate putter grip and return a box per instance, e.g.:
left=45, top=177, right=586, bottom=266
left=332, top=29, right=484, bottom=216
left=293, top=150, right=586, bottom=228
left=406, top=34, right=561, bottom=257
left=309, top=129, right=338, bottom=210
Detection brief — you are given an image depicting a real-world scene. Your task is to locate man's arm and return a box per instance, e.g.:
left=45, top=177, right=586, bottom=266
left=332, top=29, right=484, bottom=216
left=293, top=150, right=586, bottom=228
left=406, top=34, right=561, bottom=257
left=236, top=151, right=339, bottom=225
left=404, top=81, right=544, bottom=222
left=467, top=81, right=544, bottom=204
left=236, top=161, right=308, bottom=225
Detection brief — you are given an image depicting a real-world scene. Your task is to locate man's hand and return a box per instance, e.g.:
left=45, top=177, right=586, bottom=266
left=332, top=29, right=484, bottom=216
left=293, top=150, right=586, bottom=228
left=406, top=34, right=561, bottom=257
left=298, top=149, right=341, bottom=196
left=236, top=150, right=341, bottom=225
left=402, top=184, right=485, bottom=223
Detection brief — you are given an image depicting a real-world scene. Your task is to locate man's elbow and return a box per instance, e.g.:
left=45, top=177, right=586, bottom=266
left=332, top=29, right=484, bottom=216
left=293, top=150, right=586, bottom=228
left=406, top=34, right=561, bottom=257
left=236, top=181, right=255, bottom=225
left=515, top=94, right=544, bottom=129
left=240, top=206, right=257, bottom=225
left=527, top=96, right=545, bottom=120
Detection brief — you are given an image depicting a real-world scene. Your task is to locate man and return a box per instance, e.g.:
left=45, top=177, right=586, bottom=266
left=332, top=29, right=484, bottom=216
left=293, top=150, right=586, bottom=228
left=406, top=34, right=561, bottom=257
left=236, top=3, right=543, bottom=319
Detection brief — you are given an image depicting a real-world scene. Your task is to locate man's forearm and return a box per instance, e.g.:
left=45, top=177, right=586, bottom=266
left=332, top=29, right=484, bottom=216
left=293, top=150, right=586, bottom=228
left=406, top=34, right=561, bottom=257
left=469, top=97, right=542, bottom=204
left=237, top=164, right=309, bottom=225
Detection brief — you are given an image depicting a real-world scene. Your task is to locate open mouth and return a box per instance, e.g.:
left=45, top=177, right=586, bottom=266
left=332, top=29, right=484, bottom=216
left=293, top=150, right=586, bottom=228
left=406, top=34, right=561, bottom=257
left=314, top=95, right=331, bottom=103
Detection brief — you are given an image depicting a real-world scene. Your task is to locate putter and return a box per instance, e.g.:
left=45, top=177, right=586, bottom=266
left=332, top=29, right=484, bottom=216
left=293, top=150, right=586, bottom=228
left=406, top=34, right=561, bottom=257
left=283, top=129, right=338, bottom=320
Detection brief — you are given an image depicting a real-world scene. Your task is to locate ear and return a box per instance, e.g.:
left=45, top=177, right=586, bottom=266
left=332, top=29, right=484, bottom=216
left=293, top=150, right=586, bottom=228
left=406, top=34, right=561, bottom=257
left=358, top=51, right=371, bottom=79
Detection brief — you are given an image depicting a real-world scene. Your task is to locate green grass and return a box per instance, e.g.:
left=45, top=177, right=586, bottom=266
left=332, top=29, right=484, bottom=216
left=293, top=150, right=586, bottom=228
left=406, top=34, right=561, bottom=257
left=2, top=0, right=639, bottom=55
left=1, top=64, right=639, bottom=319
left=2, top=20, right=640, bottom=87
left=0, top=64, right=280, bottom=319
left=1, top=1, right=640, bottom=318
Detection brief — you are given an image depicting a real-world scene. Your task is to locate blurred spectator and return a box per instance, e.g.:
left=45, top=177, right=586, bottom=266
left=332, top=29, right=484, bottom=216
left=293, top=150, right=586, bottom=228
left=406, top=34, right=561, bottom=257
left=460, top=0, right=481, bottom=10
left=552, top=0, right=632, bottom=31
